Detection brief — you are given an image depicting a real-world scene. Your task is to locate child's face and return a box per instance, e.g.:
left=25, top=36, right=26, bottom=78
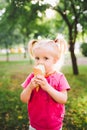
left=33, top=47, right=57, bottom=75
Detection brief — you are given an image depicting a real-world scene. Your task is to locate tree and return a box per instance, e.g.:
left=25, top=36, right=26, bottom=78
left=43, top=0, right=87, bottom=75
left=16, top=0, right=87, bottom=75
left=0, top=0, right=23, bottom=61
left=0, top=0, right=49, bottom=58
left=0, top=0, right=87, bottom=74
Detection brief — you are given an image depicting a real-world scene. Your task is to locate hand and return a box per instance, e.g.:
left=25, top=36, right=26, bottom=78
left=34, top=75, right=49, bottom=91
left=29, top=76, right=39, bottom=91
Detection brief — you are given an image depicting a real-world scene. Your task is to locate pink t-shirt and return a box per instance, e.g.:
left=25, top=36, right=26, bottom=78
left=22, top=72, right=70, bottom=130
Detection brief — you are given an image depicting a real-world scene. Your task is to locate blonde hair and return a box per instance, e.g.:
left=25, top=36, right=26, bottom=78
left=28, top=34, right=67, bottom=60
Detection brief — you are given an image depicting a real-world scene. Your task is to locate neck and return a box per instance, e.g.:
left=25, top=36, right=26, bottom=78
left=45, top=70, right=56, bottom=77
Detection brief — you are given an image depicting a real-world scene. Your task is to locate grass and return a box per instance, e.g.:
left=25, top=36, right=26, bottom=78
left=0, top=61, right=87, bottom=130
left=62, top=66, right=87, bottom=130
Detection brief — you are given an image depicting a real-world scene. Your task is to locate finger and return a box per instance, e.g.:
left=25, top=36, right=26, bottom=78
left=36, top=75, right=44, bottom=79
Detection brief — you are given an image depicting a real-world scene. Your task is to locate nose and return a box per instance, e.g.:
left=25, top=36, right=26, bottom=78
left=38, top=59, right=44, bottom=65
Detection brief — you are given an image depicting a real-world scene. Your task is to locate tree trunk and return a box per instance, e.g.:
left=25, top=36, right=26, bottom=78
left=69, top=43, right=79, bottom=75
left=5, top=43, right=9, bottom=62
left=23, top=40, right=27, bottom=58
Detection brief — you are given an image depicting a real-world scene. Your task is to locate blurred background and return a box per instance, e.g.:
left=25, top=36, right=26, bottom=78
left=0, top=0, right=87, bottom=130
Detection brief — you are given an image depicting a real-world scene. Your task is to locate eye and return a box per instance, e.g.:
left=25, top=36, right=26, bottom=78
left=35, top=57, right=39, bottom=60
left=44, top=57, right=49, bottom=60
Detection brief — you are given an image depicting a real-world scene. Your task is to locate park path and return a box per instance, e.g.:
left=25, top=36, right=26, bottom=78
left=0, top=53, right=87, bottom=65
left=64, top=56, right=87, bottom=65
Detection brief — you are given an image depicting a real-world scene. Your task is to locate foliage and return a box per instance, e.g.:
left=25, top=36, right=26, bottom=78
left=80, top=43, right=87, bottom=57
left=0, top=61, right=32, bottom=130
left=0, top=0, right=24, bottom=52
left=0, top=62, right=87, bottom=130
left=63, top=67, right=87, bottom=130
left=0, top=0, right=87, bottom=71
left=49, top=0, right=87, bottom=75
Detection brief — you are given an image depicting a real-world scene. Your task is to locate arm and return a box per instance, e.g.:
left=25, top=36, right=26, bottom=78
left=20, top=76, right=37, bottom=103
left=34, top=75, right=68, bottom=104
left=46, top=85, right=67, bottom=104
left=20, top=84, right=33, bottom=103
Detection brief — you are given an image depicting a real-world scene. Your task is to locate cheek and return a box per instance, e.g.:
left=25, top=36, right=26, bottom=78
left=45, top=63, right=51, bottom=70
left=45, top=60, right=52, bottom=66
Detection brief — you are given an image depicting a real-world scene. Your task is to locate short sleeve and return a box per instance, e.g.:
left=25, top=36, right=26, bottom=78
left=21, top=73, right=34, bottom=89
left=58, top=74, right=70, bottom=91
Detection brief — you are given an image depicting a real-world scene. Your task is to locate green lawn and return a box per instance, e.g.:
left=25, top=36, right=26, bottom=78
left=0, top=61, right=87, bottom=130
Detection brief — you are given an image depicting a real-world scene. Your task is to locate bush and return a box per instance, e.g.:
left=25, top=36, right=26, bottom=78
left=80, top=43, right=87, bottom=57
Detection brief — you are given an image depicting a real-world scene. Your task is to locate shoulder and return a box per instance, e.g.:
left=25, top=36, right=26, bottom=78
left=23, top=73, right=34, bottom=82
left=52, top=71, right=64, bottom=80
left=56, top=72, right=70, bottom=91
left=21, top=73, right=34, bottom=88
left=46, top=72, right=63, bottom=86
left=51, top=72, right=70, bottom=91
left=27, top=73, right=34, bottom=80
left=46, top=71, right=64, bottom=81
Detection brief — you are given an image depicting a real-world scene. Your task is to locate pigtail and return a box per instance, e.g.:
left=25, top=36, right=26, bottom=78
left=53, top=34, right=67, bottom=71
left=54, top=34, right=67, bottom=57
left=28, top=40, right=37, bottom=58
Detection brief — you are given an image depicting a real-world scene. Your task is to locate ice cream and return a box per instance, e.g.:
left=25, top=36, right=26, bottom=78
left=33, top=64, right=45, bottom=91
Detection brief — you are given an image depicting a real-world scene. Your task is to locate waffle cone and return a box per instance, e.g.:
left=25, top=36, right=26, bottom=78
left=33, top=65, right=45, bottom=91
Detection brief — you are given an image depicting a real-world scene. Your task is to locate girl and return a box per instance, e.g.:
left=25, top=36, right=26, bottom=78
left=20, top=34, right=70, bottom=130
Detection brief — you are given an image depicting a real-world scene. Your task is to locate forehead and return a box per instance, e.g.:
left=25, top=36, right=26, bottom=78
left=33, top=47, right=53, bottom=56
left=33, top=40, right=56, bottom=51
left=34, top=40, right=55, bottom=47
left=32, top=40, right=58, bottom=58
